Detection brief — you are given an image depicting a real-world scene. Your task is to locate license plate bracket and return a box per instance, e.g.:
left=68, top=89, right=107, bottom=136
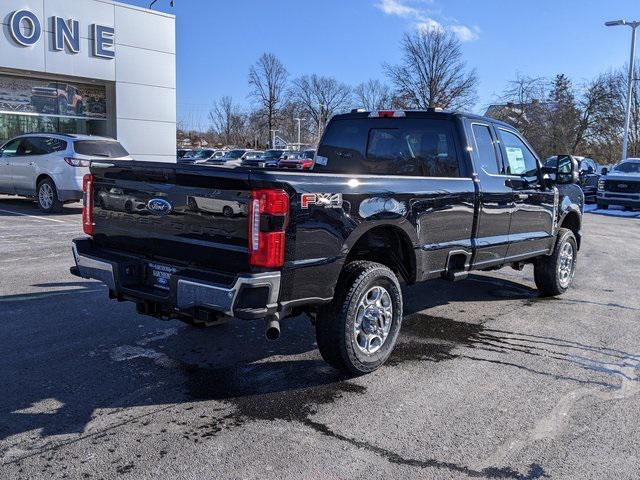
left=147, top=262, right=178, bottom=291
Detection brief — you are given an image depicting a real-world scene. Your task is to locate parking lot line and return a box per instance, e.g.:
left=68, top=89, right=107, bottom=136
left=0, top=208, right=67, bottom=224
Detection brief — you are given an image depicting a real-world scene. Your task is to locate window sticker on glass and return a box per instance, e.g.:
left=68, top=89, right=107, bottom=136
left=505, top=147, right=527, bottom=174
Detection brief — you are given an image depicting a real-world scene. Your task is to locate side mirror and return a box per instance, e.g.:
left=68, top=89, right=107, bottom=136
left=601, top=167, right=608, bottom=176
left=556, top=155, right=578, bottom=184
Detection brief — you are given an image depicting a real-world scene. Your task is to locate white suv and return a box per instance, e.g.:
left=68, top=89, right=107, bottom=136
left=0, top=134, right=132, bottom=213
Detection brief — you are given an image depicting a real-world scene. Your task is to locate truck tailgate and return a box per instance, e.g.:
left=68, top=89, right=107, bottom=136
left=90, top=161, right=252, bottom=273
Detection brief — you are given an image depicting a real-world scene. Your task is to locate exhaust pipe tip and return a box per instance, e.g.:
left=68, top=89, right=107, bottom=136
left=265, top=318, right=281, bottom=341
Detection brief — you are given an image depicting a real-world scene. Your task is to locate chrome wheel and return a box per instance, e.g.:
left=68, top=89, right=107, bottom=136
left=354, top=285, right=393, bottom=355
left=39, top=183, right=54, bottom=210
left=558, top=242, right=575, bottom=288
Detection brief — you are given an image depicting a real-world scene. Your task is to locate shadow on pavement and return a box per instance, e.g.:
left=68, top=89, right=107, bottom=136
left=2, top=273, right=636, bottom=479
left=0, top=197, right=82, bottom=216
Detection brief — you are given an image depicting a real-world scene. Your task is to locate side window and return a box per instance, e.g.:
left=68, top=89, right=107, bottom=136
left=499, top=130, right=539, bottom=178
left=472, top=124, right=500, bottom=175
left=1, top=139, right=22, bottom=157
left=42, top=137, right=67, bottom=153
left=17, top=138, right=48, bottom=156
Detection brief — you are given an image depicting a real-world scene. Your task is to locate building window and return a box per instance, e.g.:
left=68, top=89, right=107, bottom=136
left=0, top=73, right=110, bottom=143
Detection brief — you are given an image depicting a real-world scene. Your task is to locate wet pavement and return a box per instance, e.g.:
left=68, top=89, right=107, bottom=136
left=1, top=196, right=639, bottom=479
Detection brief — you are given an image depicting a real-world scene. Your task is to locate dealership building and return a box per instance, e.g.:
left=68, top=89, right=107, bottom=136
left=1, top=0, right=176, bottom=162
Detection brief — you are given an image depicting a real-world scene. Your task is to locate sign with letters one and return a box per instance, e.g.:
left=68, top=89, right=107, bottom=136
left=7, top=9, right=115, bottom=59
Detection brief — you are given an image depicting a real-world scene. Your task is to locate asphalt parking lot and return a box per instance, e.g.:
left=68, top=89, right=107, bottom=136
left=1, top=195, right=639, bottom=480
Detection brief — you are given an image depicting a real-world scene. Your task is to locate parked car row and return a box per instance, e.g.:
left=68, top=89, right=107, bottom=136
left=177, top=148, right=317, bottom=170
left=0, top=129, right=636, bottom=215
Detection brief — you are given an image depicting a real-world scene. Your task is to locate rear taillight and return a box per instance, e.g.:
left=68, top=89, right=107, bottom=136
left=248, top=189, right=289, bottom=268
left=82, top=174, right=94, bottom=235
left=65, top=157, right=90, bottom=167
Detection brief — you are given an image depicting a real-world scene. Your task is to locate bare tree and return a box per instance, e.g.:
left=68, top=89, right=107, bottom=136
left=384, top=29, right=478, bottom=110
left=290, top=75, right=352, bottom=137
left=354, top=79, right=392, bottom=110
left=488, top=74, right=549, bottom=155
left=248, top=53, right=289, bottom=146
left=573, top=74, right=620, bottom=154
left=209, top=96, right=244, bottom=145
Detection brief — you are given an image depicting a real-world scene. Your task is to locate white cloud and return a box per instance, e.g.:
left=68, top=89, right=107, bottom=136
left=375, top=0, right=479, bottom=42
left=376, top=0, right=421, bottom=19
left=416, top=19, right=444, bottom=34
left=449, top=24, right=480, bottom=42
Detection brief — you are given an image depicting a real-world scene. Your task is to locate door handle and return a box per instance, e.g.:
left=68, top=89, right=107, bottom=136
left=515, top=193, right=529, bottom=200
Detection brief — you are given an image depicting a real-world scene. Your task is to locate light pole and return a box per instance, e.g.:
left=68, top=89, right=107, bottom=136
left=294, top=117, right=306, bottom=149
left=606, top=19, right=640, bottom=161
left=317, top=104, right=327, bottom=142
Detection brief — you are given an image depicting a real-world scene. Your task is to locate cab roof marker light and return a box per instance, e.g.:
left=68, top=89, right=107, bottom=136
left=368, top=110, right=406, bottom=118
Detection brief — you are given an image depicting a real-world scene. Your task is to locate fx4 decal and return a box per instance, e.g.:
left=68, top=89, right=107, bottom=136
left=301, top=193, right=343, bottom=209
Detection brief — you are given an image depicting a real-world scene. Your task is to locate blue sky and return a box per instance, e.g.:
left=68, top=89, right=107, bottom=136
left=124, top=0, right=639, bottom=130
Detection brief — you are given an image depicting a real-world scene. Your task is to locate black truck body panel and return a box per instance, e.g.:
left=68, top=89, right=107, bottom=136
left=73, top=111, right=584, bottom=322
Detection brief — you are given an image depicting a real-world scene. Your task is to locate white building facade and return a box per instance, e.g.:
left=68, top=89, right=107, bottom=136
left=1, top=0, right=176, bottom=162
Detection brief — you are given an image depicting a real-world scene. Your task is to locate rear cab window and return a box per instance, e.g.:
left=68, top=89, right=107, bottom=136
left=316, top=116, right=462, bottom=177
left=73, top=140, right=129, bottom=158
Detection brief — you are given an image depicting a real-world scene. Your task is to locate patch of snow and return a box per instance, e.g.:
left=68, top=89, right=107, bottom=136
left=584, top=204, right=640, bottom=218
left=136, top=327, right=179, bottom=346
left=110, top=345, right=178, bottom=369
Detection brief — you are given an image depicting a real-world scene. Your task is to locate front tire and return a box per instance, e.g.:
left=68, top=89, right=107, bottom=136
left=37, top=178, right=63, bottom=213
left=534, top=228, right=577, bottom=297
left=316, top=261, right=403, bottom=375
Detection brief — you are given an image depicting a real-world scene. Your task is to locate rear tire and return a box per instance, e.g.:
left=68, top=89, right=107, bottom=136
left=222, top=205, right=234, bottom=217
left=315, top=261, right=403, bottom=375
left=37, top=178, right=63, bottom=213
left=534, top=228, right=577, bottom=297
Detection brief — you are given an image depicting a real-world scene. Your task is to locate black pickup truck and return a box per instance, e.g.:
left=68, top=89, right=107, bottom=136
left=71, top=109, right=584, bottom=374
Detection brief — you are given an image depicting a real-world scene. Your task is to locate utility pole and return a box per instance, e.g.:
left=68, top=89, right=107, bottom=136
left=606, top=19, right=640, bottom=161
left=317, top=104, right=326, bottom=143
left=294, top=118, right=305, bottom=149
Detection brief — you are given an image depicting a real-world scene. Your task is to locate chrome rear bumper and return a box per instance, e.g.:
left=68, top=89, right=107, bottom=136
left=71, top=239, right=280, bottom=319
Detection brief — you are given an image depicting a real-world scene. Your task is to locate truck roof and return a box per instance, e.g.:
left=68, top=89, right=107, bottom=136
left=334, top=109, right=514, bottom=129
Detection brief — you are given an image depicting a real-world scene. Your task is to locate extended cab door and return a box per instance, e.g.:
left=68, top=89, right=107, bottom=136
left=495, top=128, right=556, bottom=259
left=467, top=121, right=514, bottom=268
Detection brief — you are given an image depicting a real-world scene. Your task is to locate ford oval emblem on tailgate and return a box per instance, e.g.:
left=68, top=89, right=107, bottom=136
left=147, top=198, right=172, bottom=215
